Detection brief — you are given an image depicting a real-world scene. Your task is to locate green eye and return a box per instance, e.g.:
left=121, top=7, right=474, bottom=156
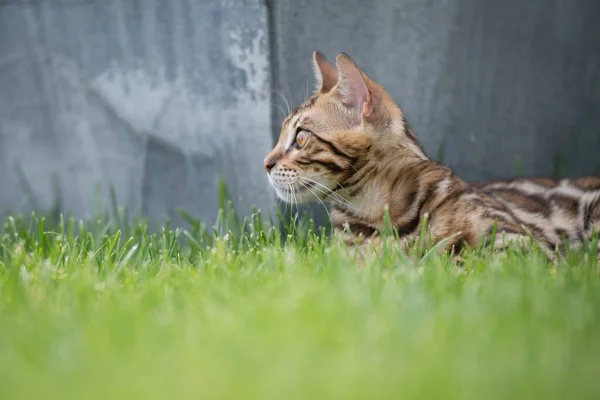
left=295, top=130, right=311, bottom=148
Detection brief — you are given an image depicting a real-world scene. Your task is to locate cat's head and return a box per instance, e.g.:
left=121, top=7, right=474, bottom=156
left=264, top=52, right=426, bottom=204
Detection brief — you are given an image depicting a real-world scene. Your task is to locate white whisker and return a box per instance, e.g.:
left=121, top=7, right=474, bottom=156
left=305, top=78, right=310, bottom=101
left=299, top=177, right=364, bottom=216
left=284, top=86, right=295, bottom=114
left=291, top=184, right=300, bottom=217
left=274, top=90, right=292, bottom=115
left=298, top=181, right=332, bottom=224
left=283, top=183, right=290, bottom=216
left=343, top=161, right=364, bottom=180
left=271, top=101, right=287, bottom=120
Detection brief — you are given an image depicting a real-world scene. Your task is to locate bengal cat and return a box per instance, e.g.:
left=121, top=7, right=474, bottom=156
left=264, top=51, right=600, bottom=259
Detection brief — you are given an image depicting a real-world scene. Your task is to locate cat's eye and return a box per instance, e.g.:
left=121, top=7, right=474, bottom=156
left=295, top=130, right=311, bottom=148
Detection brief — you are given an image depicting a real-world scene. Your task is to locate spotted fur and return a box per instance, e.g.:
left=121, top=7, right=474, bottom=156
left=264, top=51, right=600, bottom=258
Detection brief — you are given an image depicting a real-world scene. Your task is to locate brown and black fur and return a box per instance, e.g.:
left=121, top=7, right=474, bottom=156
left=263, top=51, right=600, bottom=259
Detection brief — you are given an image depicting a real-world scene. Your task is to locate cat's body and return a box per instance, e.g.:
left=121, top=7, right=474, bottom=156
left=474, top=177, right=600, bottom=253
left=264, top=51, right=600, bottom=258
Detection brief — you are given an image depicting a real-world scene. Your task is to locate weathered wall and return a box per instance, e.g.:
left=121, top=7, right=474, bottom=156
left=0, top=0, right=274, bottom=226
left=1, top=0, right=599, bottom=227
left=269, top=0, right=600, bottom=180
left=268, top=0, right=600, bottom=224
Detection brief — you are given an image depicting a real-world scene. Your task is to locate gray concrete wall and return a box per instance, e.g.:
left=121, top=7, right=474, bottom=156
left=269, top=0, right=600, bottom=181
left=1, top=0, right=599, bottom=227
left=269, top=0, right=600, bottom=224
left=0, top=0, right=274, bottom=226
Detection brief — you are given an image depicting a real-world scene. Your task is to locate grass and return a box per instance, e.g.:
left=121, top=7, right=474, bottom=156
left=1, top=199, right=600, bottom=400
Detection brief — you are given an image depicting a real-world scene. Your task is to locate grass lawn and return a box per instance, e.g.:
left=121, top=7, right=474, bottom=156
left=1, top=204, right=599, bottom=399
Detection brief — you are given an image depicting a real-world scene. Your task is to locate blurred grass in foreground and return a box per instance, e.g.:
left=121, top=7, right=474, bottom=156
left=1, top=190, right=599, bottom=400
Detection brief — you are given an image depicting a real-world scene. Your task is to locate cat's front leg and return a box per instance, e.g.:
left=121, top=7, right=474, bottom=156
left=335, top=228, right=416, bottom=266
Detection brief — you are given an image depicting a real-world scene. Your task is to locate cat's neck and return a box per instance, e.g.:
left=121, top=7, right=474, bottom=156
left=330, top=116, right=468, bottom=227
left=332, top=148, right=465, bottom=229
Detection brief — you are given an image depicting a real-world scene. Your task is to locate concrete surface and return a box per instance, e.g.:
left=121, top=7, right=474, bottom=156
left=268, top=0, right=600, bottom=225
left=1, top=0, right=599, bottom=227
left=268, top=0, right=600, bottom=180
left=0, top=0, right=274, bottom=226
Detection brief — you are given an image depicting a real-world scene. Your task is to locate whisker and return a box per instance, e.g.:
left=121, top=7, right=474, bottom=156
left=288, top=183, right=294, bottom=204
left=273, top=90, right=292, bottom=115
left=298, top=181, right=333, bottom=225
left=329, top=161, right=366, bottom=194
left=299, top=177, right=364, bottom=216
left=270, top=101, right=288, bottom=120
left=343, top=161, right=364, bottom=180
left=299, top=177, right=352, bottom=208
left=305, top=78, right=309, bottom=101
left=283, top=184, right=290, bottom=216
left=291, top=184, right=300, bottom=218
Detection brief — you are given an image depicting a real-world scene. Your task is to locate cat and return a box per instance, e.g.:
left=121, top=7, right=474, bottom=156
left=264, top=51, right=600, bottom=259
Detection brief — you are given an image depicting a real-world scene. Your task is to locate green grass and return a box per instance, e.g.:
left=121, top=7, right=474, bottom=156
left=1, top=204, right=600, bottom=400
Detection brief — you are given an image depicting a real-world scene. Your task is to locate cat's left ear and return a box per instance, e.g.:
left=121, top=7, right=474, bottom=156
left=334, top=53, right=374, bottom=118
left=312, top=51, right=338, bottom=93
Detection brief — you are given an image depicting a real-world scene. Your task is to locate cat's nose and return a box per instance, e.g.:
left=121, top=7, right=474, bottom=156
left=264, top=157, right=276, bottom=173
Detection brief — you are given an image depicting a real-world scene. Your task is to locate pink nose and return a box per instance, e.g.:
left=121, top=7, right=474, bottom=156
left=264, top=158, right=276, bottom=173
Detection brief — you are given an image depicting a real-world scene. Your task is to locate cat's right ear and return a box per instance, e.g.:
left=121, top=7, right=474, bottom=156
left=312, top=51, right=338, bottom=93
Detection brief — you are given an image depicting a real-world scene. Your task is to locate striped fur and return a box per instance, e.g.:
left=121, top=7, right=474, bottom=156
left=264, top=51, right=600, bottom=258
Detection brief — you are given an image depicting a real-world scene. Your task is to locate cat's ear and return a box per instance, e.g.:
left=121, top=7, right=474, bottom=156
left=312, top=51, right=338, bottom=93
left=334, top=53, right=373, bottom=118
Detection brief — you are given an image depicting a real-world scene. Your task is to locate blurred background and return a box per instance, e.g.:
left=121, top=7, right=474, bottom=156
left=1, top=0, right=599, bottom=228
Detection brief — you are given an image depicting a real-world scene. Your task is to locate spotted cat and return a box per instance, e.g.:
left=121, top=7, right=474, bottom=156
left=264, top=51, right=600, bottom=258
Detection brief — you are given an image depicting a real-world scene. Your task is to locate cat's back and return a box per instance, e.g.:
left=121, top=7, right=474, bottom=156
left=474, top=176, right=600, bottom=245
left=474, top=176, right=600, bottom=204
